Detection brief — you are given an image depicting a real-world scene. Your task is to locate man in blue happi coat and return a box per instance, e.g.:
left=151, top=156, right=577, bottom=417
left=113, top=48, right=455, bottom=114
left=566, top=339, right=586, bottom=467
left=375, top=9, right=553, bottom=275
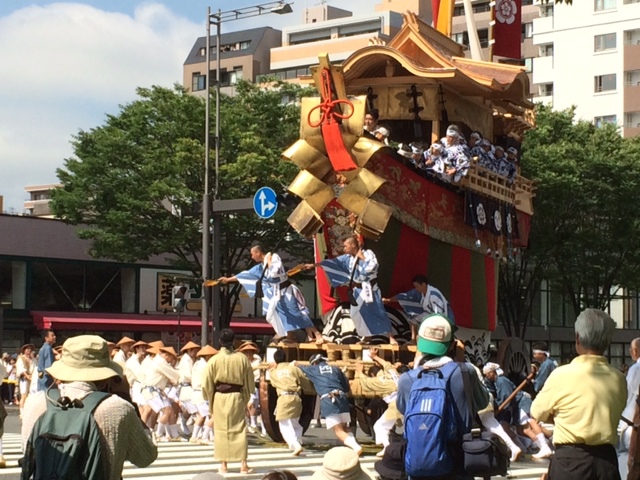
left=296, top=353, right=362, bottom=454
left=308, top=236, right=394, bottom=344
left=383, top=274, right=454, bottom=344
left=220, top=245, right=324, bottom=343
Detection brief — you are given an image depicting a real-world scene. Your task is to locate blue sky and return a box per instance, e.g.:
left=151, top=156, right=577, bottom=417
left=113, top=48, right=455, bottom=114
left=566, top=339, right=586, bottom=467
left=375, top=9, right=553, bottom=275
left=0, top=0, right=375, bottom=213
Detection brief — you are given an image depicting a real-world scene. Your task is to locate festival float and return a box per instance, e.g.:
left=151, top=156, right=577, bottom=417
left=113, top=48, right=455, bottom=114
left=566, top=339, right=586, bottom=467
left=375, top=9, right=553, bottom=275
left=259, top=12, right=536, bottom=441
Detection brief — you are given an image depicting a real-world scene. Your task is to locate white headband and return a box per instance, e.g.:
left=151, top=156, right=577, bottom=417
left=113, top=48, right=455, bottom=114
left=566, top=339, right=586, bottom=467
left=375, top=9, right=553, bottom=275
left=532, top=349, right=550, bottom=357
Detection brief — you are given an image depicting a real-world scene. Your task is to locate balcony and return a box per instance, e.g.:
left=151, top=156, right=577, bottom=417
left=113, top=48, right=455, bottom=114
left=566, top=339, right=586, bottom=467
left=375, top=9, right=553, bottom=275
left=623, top=126, right=640, bottom=137
left=625, top=84, right=640, bottom=111
left=624, top=43, right=640, bottom=70
left=533, top=15, right=554, bottom=35
left=532, top=56, right=554, bottom=84
left=271, top=33, right=386, bottom=70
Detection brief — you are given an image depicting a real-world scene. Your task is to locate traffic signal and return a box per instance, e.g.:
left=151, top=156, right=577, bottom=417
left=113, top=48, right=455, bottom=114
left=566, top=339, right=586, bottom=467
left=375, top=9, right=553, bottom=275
left=172, top=285, right=190, bottom=313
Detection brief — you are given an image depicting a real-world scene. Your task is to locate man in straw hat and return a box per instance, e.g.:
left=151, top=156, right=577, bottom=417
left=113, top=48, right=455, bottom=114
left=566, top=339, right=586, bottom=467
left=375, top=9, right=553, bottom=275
left=190, top=345, right=218, bottom=444
left=177, top=341, right=200, bottom=436
left=219, top=245, right=325, bottom=344
left=237, top=341, right=266, bottom=436
left=269, top=348, right=315, bottom=456
left=16, top=344, right=35, bottom=417
left=21, top=335, right=157, bottom=478
left=202, top=328, right=255, bottom=474
left=311, top=446, right=376, bottom=480
left=124, top=340, right=149, bottom=418
left=142, top=345, right=181, bottom=442
left=296, top=353, right=362, bottom=454
left=113, top=336, right=135, bottom=366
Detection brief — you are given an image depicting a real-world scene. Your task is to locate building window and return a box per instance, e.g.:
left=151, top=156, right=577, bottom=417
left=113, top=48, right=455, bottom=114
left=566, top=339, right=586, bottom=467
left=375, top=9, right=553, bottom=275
left=595, top=0, right=616, bottom=10
left=198, top=47, right=206, bottom=56
left=452, top=32, right=466, bottom=45
left=595, top=33, right=617, bottom=51
left=454, top=5, right=465, bottom=16
left=522, top=0, right=534, bottom=5
left=594, top=74, right=617, bottom=92
left=540, top=43, right=554, bottom=57
left=539, top=82, right=554, bottom=96
left=522, top=22, right=533, bottom=40
left=594, top=115, right=617, bottom=127
left=221, top=68, right=243, bottom=86
left=524, top=57, right=533, bottom=72
left=540, top=3, right=554, bottom=16
left=478, top=28, right=489, bottom=48
left=192, top=73, right=206, bottom=91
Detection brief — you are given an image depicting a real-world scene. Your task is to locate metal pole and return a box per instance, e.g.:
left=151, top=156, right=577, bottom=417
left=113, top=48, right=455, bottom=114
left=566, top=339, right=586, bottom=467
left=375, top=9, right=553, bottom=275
left=201, top=7, right=212, bottom=347
left=211, top=14, right=223, bottom=348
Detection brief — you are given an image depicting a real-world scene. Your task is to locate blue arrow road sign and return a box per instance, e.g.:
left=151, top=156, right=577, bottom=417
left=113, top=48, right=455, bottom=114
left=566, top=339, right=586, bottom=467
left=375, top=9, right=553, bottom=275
left=253, top=187, right=278, bottom=219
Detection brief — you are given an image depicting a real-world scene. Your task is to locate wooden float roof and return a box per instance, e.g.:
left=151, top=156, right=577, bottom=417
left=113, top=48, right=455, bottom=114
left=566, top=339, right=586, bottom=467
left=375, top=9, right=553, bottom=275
left=342, top=12, right=534, bottom=114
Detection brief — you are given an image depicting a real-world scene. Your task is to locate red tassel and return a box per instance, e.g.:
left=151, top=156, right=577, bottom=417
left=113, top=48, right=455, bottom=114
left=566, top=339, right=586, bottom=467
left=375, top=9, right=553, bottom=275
left=322, top=122, right=358, bottom=172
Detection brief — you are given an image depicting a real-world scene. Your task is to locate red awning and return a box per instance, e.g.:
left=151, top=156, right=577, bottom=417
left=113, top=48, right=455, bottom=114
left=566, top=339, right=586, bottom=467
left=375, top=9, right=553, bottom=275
left=31, top=311, right=274, bottom=335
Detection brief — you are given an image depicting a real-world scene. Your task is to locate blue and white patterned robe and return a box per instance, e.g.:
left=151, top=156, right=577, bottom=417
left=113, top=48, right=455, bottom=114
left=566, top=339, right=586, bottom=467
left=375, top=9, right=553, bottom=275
left=236, top=253, right=314, bottom=337
left=320, top=250, right=391, bottom=336
left=394, top=286, right=455, bottom=326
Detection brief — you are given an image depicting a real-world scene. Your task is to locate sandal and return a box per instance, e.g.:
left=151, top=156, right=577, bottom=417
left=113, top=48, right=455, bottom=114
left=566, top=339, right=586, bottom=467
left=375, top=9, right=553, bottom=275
left=240, top=468, right=255, bottom=474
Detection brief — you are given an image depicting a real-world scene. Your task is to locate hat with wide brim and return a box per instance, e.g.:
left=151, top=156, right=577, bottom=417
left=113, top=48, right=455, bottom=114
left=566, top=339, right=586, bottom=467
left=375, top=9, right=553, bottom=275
left=159, top=346, right=178, bottom=359
left=148, top=340, right=165, bottom=349
left=374, top=441, right=407, bottom=480
left=237, top=342, right=259, bottom=353
left=311, top=447, right=376, bottom=480
left=47, top=335, right=123, bottom=383
left=132, top=340, right=150, bottom=349
left=20, top=344, right=36, bottom=353
left=116, top=336, right=136, bottom=346
left=180, top=341, right=200, bottom=352
left=197, top=345, right=218, bottom=357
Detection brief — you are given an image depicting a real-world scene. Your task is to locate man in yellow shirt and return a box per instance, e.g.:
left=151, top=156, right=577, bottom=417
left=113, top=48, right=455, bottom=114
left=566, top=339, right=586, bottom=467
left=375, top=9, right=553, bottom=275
left=531, top=308, right=627, bottom=480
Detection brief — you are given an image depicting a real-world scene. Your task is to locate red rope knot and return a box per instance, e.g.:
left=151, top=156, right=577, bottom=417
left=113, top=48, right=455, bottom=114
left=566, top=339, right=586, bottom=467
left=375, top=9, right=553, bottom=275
left=307, top=69, right=358, bottom=172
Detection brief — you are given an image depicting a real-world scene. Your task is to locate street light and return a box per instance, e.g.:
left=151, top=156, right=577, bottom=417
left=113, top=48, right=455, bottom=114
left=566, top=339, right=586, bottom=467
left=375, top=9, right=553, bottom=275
left=201, top=1, right=294, bottom=347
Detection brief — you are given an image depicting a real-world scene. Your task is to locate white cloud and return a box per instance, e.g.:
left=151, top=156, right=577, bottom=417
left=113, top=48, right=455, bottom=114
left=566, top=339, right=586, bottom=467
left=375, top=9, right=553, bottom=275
left=0, top=2, right=200, bottom=213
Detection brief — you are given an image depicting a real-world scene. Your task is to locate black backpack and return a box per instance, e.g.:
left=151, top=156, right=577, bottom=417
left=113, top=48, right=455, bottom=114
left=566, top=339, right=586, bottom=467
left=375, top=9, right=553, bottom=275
left=21, top=389, right=111, bottom=480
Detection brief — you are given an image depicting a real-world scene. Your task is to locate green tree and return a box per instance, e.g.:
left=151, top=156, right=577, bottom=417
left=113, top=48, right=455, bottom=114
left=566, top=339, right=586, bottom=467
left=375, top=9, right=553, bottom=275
left=498, top=105, right=640, bottom=334
left=52, top=81, right=316, bottom=322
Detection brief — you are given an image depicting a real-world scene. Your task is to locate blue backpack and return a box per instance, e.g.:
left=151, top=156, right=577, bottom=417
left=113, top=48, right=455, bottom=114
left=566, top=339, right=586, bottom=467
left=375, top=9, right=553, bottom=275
left=403, top=361, right=463, bottom=477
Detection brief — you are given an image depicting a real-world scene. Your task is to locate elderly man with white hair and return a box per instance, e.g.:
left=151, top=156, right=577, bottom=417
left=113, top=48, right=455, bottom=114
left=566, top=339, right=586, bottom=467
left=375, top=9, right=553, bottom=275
left=531, top=309, right=626, bottom=480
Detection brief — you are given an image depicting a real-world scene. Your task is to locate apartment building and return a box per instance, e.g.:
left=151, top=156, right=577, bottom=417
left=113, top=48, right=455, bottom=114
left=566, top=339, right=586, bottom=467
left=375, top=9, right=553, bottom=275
left=267, top=4, right=404, bottom=83
left=450, top=0, right=538, bottom=87
left=183, top=26, right=282, bottom=97
left=532, top=0, right=640, bottom=137
left=23, top=184, right=61, bottom=218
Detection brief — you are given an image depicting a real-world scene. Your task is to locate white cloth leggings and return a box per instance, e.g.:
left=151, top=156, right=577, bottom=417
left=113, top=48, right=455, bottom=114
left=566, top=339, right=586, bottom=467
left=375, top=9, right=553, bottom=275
left=373, top=414, right=396, bottom=447
left=279, top=418, right=303, bottom=450
left=478, top=410, right=520, bottom=451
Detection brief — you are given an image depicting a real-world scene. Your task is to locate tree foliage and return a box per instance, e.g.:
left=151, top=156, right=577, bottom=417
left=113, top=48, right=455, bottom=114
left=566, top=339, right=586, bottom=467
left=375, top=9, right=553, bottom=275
left=498, top=104, right=640, bottom=334
left=52, top=81, right=317, bottom=321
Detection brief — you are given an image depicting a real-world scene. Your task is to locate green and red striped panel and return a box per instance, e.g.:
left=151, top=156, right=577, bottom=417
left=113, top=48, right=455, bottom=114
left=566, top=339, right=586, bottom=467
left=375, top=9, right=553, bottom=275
left=369, top=217, right=497, bottom=331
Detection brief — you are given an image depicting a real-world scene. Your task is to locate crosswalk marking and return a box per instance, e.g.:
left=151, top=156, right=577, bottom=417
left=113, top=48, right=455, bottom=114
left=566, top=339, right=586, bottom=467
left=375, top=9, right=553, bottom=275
left=0, top=432, right=549, bottom=479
